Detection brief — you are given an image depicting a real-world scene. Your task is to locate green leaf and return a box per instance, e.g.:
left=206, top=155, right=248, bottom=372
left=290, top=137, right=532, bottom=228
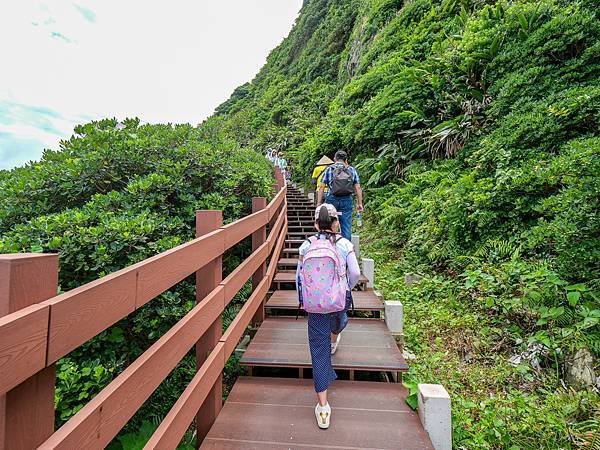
left=567, top=291, right=580, bottom=307
left=405, top=392, right=418, bottom=410
left=517, top=13, right=528, bottom=30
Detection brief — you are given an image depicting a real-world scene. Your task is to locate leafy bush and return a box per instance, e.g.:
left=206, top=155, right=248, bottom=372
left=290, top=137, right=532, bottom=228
left=0, top=118, right=273, bottom=435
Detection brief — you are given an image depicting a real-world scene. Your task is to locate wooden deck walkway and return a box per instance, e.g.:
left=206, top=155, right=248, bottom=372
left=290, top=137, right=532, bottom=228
left=202, top=184, right=433, bottom=449
left=201, top=377, right=433, bottom=449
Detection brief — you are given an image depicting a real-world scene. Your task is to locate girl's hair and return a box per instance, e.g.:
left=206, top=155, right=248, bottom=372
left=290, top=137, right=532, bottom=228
left=316, top=205, right=337, bottom=243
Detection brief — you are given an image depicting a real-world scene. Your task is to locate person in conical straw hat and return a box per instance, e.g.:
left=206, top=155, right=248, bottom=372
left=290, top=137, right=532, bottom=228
left=311, top=155, right=334, bottom=193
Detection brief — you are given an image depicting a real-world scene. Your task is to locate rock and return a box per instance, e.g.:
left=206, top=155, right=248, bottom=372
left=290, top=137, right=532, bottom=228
left=508, top=354, right=522, bottom=366
left=404, top=273, right=422, bottom=286
left=566, top=348, right=596, bottom=390
left=402, top=349, right=417, bottom=361
left=508, top=343, right=547, bottom=371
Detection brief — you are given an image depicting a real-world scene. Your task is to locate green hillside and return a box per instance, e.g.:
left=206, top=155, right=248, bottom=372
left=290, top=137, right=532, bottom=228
left=1, top=0, right=598, bottom=447
left=207, top=0, right=599, bottom=447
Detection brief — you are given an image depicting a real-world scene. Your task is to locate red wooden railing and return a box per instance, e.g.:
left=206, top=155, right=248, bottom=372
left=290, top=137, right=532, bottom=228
left=0, top=169, right=287, bottom=449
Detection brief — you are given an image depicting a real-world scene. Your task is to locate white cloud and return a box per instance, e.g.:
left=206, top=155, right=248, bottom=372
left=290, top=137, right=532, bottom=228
left=0, top=0, right=302, bottom=169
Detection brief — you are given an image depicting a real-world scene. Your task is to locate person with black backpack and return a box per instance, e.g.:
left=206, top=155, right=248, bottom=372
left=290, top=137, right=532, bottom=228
left=316, top=150, right=363, bottom=240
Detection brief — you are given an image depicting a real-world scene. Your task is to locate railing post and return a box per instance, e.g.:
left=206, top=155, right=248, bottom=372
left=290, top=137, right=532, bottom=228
left=251, top=197, right=268, bottom=326
left=194, top=211, right=223, bottom=446
left=269, top=183, right=279, bottom=230
left=274, top=167, right=285, bottom=189
left=0, top=253, right=58, bottom=450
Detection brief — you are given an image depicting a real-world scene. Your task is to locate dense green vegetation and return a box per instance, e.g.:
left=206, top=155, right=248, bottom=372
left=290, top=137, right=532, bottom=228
left=1, top=0, right=598, bottom=447
left=205, top=0, right=599, bottom=447
left=0, top=118, right=272, bottom=443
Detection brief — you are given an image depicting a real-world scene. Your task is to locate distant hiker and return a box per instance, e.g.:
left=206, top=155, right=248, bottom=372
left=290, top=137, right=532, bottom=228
left=276, top=151, right=287, bottom=170
left=266, top=148, right=276, bottom=162
left=277, top=152, right=290, bottom=182
left=317, top=150, right=363, bottom=240
left=296, top=204, right=361, bottom=429
left=311, top=155, right=334, bottom=193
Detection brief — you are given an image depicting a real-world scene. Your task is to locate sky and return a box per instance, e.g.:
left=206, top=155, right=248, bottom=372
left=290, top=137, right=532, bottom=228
left=0, top=1, right=303, bottom=169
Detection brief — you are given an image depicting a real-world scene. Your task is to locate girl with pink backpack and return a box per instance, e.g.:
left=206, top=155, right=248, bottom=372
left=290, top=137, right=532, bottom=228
left=296, top=203, right=361, bottom=429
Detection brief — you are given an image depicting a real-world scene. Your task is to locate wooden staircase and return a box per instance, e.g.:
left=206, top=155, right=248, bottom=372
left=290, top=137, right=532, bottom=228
left=201, top=185, right=434, bottom=449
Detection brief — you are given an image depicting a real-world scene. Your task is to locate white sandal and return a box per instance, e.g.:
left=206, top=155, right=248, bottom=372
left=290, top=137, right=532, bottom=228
left=315, top=403, right=331, bottom=429
left=331, top=333, right=341, bottom=355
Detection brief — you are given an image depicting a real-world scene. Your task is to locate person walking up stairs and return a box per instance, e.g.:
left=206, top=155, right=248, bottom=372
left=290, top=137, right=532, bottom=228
left=296, top=203, right=361, bottom=429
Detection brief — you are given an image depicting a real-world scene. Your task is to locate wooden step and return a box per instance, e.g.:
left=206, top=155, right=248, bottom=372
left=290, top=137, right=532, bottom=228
left=286, top=210, right=314, bottom=216
left=288, top=225, right=314, bottom=231
left=200, top=377, right=433, bottom=449
left=287, top=231, right=313, bottom=238
left=267, top=290, right=384, bottom=312
left=277, top=257, right=300, bottom=267
left=240, top=318, right=409, bottom=373
left=274, top=271, right=369, bottom=289
left=287, top=222, right=314, bottom=227
left=285, top=239, right=304, bottom=248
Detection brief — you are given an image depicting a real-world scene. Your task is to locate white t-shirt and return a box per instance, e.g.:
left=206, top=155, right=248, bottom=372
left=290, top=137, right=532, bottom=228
left=297, top=234, right=360, bottom=290
left=298, top=234, right=354, bottom=260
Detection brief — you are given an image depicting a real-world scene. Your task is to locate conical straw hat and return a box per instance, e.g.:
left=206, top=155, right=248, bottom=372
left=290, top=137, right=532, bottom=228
left=316, top=155, right=334, bottom=166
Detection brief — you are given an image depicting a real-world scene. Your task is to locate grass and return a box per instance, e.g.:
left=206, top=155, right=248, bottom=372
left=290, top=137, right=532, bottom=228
left=360, top=222, right=599, bottom=449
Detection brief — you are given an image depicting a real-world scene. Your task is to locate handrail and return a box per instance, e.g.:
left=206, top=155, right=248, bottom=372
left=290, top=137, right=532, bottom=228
left=145, top=218, right=287, bottom=448
left=0, top=176, right=288, bottom=449
left=0, top=185, right=287, bottom=396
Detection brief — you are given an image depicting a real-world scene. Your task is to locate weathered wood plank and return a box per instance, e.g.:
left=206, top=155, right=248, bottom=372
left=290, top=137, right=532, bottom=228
left=43, top=268, right=137, bottom=364
left=201, top=377, right=434, bottom=450
left=0, top=305, right=49, bottom=395
left=240, top=318, right=408, bottom=372
left=221, top=210, right=269, bottom=250
left=39, top=287, right=225, bottom=450
left=266, top=219, right=287, bottom=284
left=195, top=210, right=223, bottom=444
left=267, top=290, right=384, bottom=312
left=267, top=206, right=286, bottom=253
left=220, top=277, right=269, bottom=358
left=144, top=343, right=225, bottom=450
left=136, top=229, right=225, bottom=308
left=266, top=187, right=286, bottom=221
left=220, top=242, right=268, bottom=305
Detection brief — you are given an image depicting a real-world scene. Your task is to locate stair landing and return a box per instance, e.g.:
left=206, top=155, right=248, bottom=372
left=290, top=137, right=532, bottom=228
left=266, top=289, right=383, bottom=313
left=240, top=317, right=408, bottom=373
left=200, top=377, right=433, bottom=449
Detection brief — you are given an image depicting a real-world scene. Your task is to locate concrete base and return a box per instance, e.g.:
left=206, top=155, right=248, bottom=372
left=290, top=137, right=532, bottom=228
left=384, top=300, right=404, bottom=335
left=351, top=234, right=360, bottom=259
left=235, top=335, right=251, bottom=358
left=362, top=258, right=374, bottom=289
left=418, top=384, right=451, bottom=450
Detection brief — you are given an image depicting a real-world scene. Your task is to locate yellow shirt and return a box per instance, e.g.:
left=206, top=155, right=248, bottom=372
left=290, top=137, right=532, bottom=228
left=312, top=165, right=329, bottom=192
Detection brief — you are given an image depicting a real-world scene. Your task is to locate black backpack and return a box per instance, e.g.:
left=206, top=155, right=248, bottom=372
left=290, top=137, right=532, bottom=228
left=329, top=164, right=355, bottom=196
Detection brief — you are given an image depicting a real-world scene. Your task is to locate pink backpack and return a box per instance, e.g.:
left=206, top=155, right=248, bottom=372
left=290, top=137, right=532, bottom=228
left=299, top=234, right=347, bottom=314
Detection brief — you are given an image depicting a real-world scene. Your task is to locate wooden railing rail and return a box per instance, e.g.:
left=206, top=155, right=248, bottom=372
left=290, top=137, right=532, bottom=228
left=0, top=170, right=287, bottom=449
